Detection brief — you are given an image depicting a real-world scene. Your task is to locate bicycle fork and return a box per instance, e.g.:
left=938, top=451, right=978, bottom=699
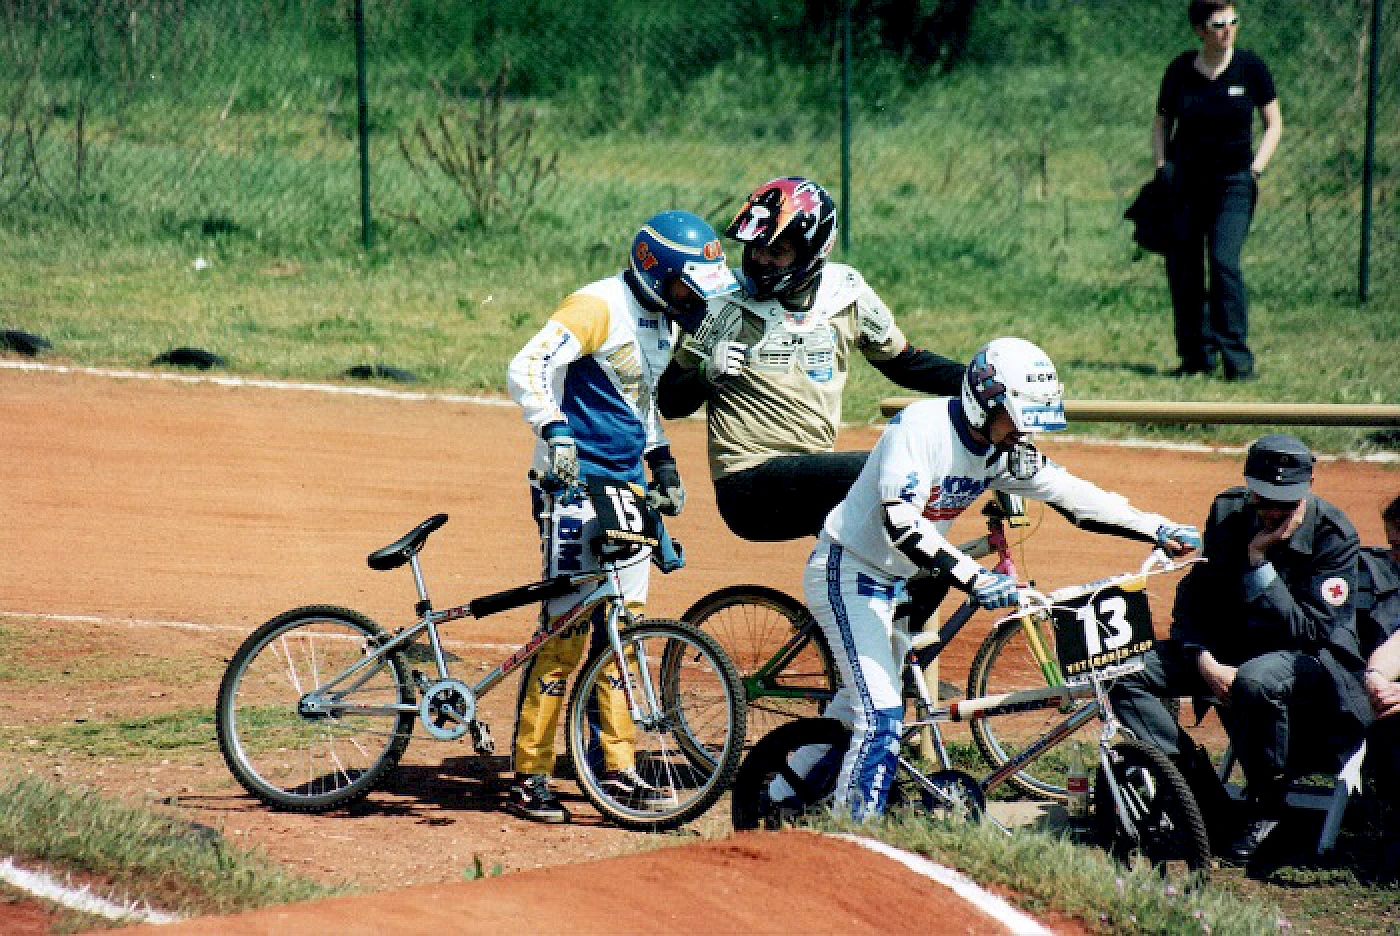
left=598, top=587, right=663, bottom=728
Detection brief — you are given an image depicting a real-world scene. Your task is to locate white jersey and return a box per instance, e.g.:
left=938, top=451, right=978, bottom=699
left=822, top=397, right=1169, bottom=580
left=507, top=273, right=671, bottom=484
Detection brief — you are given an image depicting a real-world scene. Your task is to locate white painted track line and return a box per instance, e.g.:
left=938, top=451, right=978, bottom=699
left=0, top=857, right=182, bottom=925
left=835, top=835, right=1054, bottom=935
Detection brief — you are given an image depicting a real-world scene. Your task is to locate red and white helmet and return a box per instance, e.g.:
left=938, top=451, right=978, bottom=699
left=961, top=337, right=1067, bottom=434
left=725, top=176, right=837, bottom=300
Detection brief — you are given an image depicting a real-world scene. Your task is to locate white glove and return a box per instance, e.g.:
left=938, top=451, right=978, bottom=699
left=970, top=571, right=1019, bottom=609
left=705, top=340, right=748, bottom=382
left=545, top=433, right=579, bottom=485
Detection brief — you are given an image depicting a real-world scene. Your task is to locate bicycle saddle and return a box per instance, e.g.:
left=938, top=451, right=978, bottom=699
left=367, top=513, right=448, bottom=570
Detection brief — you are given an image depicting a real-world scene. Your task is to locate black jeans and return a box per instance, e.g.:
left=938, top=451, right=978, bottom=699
left=1111, top=640, right=1361, bottom=804
left=713, top=451, right=869, bottom=542
left=1165, top=169, right=1257, bottom=377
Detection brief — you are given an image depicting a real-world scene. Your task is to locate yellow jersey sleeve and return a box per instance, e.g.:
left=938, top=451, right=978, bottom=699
left=550, top=292, right=611, bottom=354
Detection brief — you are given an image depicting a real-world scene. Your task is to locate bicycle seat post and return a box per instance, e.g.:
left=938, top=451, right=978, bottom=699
left=407, top=551, right=456, bottom=679
left=408, top=553, right=432, bottom=613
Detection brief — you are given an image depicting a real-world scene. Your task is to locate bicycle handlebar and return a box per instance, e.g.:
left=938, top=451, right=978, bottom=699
left=529, top=469, right=686, bottom=574
left=990, top=547, right=1204, bottom=623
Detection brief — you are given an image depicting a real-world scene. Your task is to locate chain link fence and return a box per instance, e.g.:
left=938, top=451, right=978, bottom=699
left=2, top=0, right=1394, bottom=303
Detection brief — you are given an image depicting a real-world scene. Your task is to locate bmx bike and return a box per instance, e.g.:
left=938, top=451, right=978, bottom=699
left=683, top=491, right=1108, bottom=801
left=215, top=478, right=746, bottom=832
left=730, top=548, right=1212, bottom=876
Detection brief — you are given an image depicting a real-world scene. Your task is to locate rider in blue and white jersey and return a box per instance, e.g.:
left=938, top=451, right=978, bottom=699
left=804, top=336, right=1202, bottom=819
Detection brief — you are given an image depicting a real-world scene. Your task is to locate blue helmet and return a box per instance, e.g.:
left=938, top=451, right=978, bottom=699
left=628, top=210, right=739, bottom=332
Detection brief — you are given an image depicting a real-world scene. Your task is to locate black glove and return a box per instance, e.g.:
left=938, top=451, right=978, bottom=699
left=1154, top=161, right=1176, bottom=187
left=645, top=447, right=685, bottom=516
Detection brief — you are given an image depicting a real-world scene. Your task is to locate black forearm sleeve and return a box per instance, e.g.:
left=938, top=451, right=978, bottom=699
left=870, top=347, right=966, bottom=397
left=657, top=358, right=710, bottom=420
left=1046, top=503, right=1158, bottom=544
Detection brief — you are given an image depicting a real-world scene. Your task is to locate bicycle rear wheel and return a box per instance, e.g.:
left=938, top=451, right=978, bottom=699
left=681, top=585, right=838, bottom=745
left=215, top=605, right=415, bottom=812
left=1094, top=738, right=1211, bottom=877
left=566, top=619, right=745, bottom=832
left=967, top=619, right=1094, bottom=801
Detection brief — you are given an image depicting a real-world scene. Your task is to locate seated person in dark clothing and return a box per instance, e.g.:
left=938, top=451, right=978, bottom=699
left=1360, top=494, right=1400, bottom=807
left=1110, top=433, right=1371, bottom=864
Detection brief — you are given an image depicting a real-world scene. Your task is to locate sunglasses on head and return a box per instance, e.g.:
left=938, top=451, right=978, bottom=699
left=1207, top=15, right=1239, bottom=29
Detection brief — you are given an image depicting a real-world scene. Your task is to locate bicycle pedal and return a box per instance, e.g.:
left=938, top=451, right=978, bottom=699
left=471, top=721, right=495, bottom=755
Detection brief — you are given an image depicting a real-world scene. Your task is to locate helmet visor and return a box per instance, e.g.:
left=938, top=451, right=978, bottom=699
left=1007, top=382, right=1067, bottom=432
left=680, top=260, right=739, bottom=301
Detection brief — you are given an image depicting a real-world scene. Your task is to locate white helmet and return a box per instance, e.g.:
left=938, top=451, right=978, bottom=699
left=961, top=337, right=1067, bottom=434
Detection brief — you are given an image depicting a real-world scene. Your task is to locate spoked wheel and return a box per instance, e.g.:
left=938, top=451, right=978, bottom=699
left=215, top=605, right=415, bottom=812
left=1094, top=738, right=1212, bottom=878
left=566, top=619, right=745, bottom=832
left=731, top=718, right=849, bottom=831
left=680, top=585, right=839, bottom=746
left=967, top=619, right=1095, bottom=801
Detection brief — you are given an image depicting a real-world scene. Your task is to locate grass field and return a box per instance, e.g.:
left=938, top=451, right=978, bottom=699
left=3, top=1, right=1396, bottom=454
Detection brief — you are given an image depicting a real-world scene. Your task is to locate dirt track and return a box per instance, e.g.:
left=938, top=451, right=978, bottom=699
left=1, top=364, right=1395, bottom=931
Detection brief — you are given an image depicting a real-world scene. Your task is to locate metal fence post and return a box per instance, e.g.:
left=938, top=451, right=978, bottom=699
left=1359, top=0, right=1382, bottom=303
left=354, top=0, right=372, bottom=250
left=840, top=0, right=852, bottom=254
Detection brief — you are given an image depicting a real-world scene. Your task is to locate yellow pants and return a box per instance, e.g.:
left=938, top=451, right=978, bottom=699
left=512, top=603, right=642, bottom=777
left=514, top=481, right=650, bottom=777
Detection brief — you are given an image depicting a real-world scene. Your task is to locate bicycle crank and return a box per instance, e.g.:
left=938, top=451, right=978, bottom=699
left=420, top=678, right=477, bottom=740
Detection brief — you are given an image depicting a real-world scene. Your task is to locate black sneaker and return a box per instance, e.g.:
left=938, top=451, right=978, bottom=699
left=506, top=773, right=570, bottom=824
left=601, top=769, right=670, bottom=808
left=1222, top=816, right=1279, bottom=865
left=1166, top=361, right=1216, bottom=378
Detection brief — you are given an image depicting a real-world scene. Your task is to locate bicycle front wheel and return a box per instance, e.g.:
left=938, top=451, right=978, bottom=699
left=681, top=585, right=838, bottom=745
left=731, top=717, right=849, bottom=831
left=1094, top=738, right=1211, bottom=877
left=215, top=605, right=415, bottom=812
left=967, top=619, right=1095, bottom=801
left=566, top=619, right=745, bottom=832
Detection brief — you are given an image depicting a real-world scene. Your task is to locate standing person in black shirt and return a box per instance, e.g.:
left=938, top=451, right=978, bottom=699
left=1155, top=1, right=1283, bottom=381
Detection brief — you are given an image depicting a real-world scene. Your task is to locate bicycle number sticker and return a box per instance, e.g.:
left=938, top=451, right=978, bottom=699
left=1052, top=585, right=1154, bottom=678
left=587, top=480, right=658, bottom=549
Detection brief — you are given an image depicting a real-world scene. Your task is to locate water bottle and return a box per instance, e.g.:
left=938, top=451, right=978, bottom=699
left=1066, top=741, right=1091, bottom=831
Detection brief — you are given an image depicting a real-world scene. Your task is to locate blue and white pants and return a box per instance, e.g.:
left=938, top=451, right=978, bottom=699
left=803, top=536, right=905, bottom=820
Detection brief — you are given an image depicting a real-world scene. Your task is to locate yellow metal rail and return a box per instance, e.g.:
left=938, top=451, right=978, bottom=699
left=878, top=398, right=1400, bottom=427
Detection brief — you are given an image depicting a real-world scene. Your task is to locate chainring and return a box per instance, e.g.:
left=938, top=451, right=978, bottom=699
left=419, top=678, right=476, bottom=740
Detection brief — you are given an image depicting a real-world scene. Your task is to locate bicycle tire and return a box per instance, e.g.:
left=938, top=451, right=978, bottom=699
left=680, top=585, right=839, bottom=745
left=731, top=718, right=850, bottom=831
left=1093, top=737, right=1211, bottom=876
left=566, top=619, right=745, bottom=832
left=215, top=605, right=415, bottom=813
left=966, top=619, right=1095, bottom=801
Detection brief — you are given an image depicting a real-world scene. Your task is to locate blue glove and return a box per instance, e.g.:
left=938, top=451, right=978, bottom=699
left=1156, top=522, right=1202, bottom=552
left=541, top=421, right=579, bottom=486
left=970, top=571, right=1019, bottom=609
